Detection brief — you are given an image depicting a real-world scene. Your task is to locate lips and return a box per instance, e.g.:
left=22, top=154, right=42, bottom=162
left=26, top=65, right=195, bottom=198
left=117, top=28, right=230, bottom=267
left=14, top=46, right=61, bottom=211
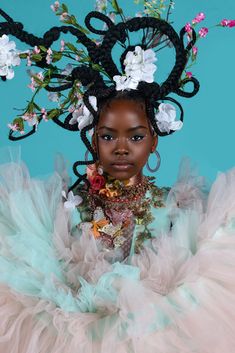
left=112, top=162, right=132, bottom=165
left=111, top=161, right=133, bottom=170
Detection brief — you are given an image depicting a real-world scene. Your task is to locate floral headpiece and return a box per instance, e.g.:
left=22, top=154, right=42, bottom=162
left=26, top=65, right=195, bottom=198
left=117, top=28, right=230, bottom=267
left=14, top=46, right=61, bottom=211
left=0, top=1, right=234, bottom=187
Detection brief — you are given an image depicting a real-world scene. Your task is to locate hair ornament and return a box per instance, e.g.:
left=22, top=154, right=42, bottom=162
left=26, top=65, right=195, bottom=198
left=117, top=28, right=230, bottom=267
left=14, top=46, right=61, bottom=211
left=154, top=103, right=182, bottom=134
left=0, top=34, right=20, bottom=79
left=69, top=95, right=97, bottom=134
left=113, top=46, right=157, bottom=91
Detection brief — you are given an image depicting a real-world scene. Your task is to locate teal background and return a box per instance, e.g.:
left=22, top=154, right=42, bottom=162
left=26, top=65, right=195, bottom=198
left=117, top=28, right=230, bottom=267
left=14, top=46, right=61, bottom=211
left=0, top=0, right=235, bottom=186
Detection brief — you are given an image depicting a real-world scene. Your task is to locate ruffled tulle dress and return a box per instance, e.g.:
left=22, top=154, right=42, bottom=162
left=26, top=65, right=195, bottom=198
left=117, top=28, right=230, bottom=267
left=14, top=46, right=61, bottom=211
left=0, top=148, right=235, bottom=353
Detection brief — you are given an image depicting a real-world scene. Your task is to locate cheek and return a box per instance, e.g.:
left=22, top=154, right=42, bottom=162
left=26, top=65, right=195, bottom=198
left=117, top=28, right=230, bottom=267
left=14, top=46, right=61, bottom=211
left=134, top=138, right=152, bottom=156
left=97, top=144, right=112, bottom=163
left=135, top=146, right=151, bottom=165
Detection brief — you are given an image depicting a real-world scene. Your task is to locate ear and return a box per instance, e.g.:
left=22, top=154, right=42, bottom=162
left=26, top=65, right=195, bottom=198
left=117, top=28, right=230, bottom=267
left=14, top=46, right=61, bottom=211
left=151, top=134, right=158, bottom=152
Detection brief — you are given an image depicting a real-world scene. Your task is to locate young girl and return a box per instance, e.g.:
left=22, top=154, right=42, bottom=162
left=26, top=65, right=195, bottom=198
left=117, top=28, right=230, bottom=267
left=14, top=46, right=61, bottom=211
left=0, top=2, right=235, bottom=352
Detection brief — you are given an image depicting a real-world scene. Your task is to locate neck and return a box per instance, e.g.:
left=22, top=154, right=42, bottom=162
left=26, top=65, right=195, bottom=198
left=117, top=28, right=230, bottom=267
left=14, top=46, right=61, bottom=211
left=125, top=171, right=143, bottom=186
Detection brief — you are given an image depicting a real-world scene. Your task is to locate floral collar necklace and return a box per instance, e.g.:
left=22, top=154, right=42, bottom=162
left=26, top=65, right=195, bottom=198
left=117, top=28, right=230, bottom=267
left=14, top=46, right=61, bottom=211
left=86, top=163, right=154, bottom=202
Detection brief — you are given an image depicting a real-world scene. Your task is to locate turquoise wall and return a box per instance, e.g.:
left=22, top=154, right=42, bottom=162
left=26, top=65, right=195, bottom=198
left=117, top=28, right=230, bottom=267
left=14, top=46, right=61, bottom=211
left=0, top=0, right=235, bottom=186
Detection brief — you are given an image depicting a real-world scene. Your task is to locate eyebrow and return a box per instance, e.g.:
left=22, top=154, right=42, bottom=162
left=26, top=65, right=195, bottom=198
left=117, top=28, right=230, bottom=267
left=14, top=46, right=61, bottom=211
left=98, top=125, right=148, bottom=132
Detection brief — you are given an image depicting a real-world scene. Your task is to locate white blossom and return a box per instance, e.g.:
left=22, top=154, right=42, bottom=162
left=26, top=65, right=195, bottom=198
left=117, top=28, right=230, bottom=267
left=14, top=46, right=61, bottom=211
left=0, top=34, right=20, bottom=79
left=69, top=96, right=97, bottom=132
left=155, top=103, right=183, bottom=134
left=113, top=45, right=157, bottom=91
left=124, top=46, right=157, bottom=83
left=95, top=0, right=107, bottom=12
left=62, top=190, right=82, bottom=210
left=48, top=92, right=60, bottom=102
left=113, top=75, right=139, bottom=91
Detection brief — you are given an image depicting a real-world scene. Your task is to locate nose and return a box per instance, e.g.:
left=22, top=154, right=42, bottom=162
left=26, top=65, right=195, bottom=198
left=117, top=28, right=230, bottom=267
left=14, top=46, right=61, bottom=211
left=114, top=137, right=129, bottom=156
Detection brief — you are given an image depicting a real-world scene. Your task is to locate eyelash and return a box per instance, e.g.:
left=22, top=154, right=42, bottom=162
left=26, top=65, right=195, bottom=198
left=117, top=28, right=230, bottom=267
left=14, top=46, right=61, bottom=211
left=99, top=134, right=146, bottom=142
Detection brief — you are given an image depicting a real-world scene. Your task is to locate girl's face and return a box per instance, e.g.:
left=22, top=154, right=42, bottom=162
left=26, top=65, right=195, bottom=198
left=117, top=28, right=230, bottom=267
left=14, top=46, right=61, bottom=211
left=93, top=99, right=158, bottom=181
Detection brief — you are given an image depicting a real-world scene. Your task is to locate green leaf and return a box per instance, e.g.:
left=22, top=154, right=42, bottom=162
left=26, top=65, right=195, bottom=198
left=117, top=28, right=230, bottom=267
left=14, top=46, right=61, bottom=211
left=66, top=42, right=78, bottom=53
left=32, top=75, right=43, bottom=85
left=91, top=63, right=103, bottom=72
left=73, top=22, right=90, bottom=34
left=111, top=0, right=123, bottom=13
left=27, top=102, right=34, bottom=114
left=47, top=109, right=61, bottom=120
left=44, top=68, right=56, bottom=79
left=61, top=3, right=68, bottom=13
left=42, top=78, right=50, bottom=87
left=31, top=54, right=43, bottom=62
left=39, top=45, right=47, bottom=52
left=68, top=88, right=75, bottom=100
left=52, top=51, right=63, bottom=62
left=13, top=117, right=24, bottom=131
left=33, top=102, right=41, bottom=111
left=19, top=53, right=28, bottom=59
left=70, top=14, right=77, bottom=25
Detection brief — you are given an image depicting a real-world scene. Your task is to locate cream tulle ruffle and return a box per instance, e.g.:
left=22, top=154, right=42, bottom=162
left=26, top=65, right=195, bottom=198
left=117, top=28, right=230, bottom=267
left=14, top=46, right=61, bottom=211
left=0, top=149, right=235, bottom=353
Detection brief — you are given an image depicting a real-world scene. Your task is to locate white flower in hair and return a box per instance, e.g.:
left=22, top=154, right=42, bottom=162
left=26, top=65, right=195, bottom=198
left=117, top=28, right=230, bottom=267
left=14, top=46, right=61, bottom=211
left=62, top=190, right=83, bottom=210
left=113, top=75, right=139, bottom=91
left=113, top=45, right=157, bottom=91
left=124, top=46, right=157, bottom=83
left=0, top=34, right=20, bottom=79
left=69, top=96, right=97, bottom=132
left=155, top=103, right=183, bottom=134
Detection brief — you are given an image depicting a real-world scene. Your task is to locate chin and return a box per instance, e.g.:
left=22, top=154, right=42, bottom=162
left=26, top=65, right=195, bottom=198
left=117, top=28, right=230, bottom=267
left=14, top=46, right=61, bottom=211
left=109, top=171, right=133, bottom=180
left=106, top=168, right=134, bottom=180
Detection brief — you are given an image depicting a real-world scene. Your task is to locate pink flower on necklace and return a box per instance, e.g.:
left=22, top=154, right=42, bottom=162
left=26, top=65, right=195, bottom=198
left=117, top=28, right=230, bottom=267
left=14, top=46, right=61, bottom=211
left=199, top=27, right=208, bottom=38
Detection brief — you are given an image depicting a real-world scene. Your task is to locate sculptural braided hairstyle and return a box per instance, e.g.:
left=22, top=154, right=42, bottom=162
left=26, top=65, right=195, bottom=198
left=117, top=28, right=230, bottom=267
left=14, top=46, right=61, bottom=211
left=0, top=7, right=200, bottom=190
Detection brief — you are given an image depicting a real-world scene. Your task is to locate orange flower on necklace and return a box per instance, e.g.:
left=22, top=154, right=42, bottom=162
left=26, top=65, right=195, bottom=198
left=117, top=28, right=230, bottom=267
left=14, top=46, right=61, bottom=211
left=91, top=218, right=109, bottom=238
left=99, top=187, right=119, bottom=198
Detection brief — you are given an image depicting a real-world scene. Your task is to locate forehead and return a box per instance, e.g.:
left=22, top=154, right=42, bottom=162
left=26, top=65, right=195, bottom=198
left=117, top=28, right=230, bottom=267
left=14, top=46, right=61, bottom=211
left=98, top=99, right=148, bottom=129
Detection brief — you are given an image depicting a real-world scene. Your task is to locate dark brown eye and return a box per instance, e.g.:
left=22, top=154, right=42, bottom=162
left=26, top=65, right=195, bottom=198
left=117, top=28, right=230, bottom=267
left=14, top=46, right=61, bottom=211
left=131, top=135, right=145, bottom=141
left=99, top=134, right=115, bottom=141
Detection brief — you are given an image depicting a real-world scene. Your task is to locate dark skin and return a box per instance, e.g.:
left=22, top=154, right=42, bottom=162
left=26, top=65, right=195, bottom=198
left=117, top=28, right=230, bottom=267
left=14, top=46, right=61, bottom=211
left=92, top=99, right=158, bottom=185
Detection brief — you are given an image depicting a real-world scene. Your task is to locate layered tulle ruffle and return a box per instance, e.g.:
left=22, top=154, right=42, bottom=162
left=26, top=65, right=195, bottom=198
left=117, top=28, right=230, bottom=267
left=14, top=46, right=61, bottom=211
left=0, top=150, right=235, bottom=352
